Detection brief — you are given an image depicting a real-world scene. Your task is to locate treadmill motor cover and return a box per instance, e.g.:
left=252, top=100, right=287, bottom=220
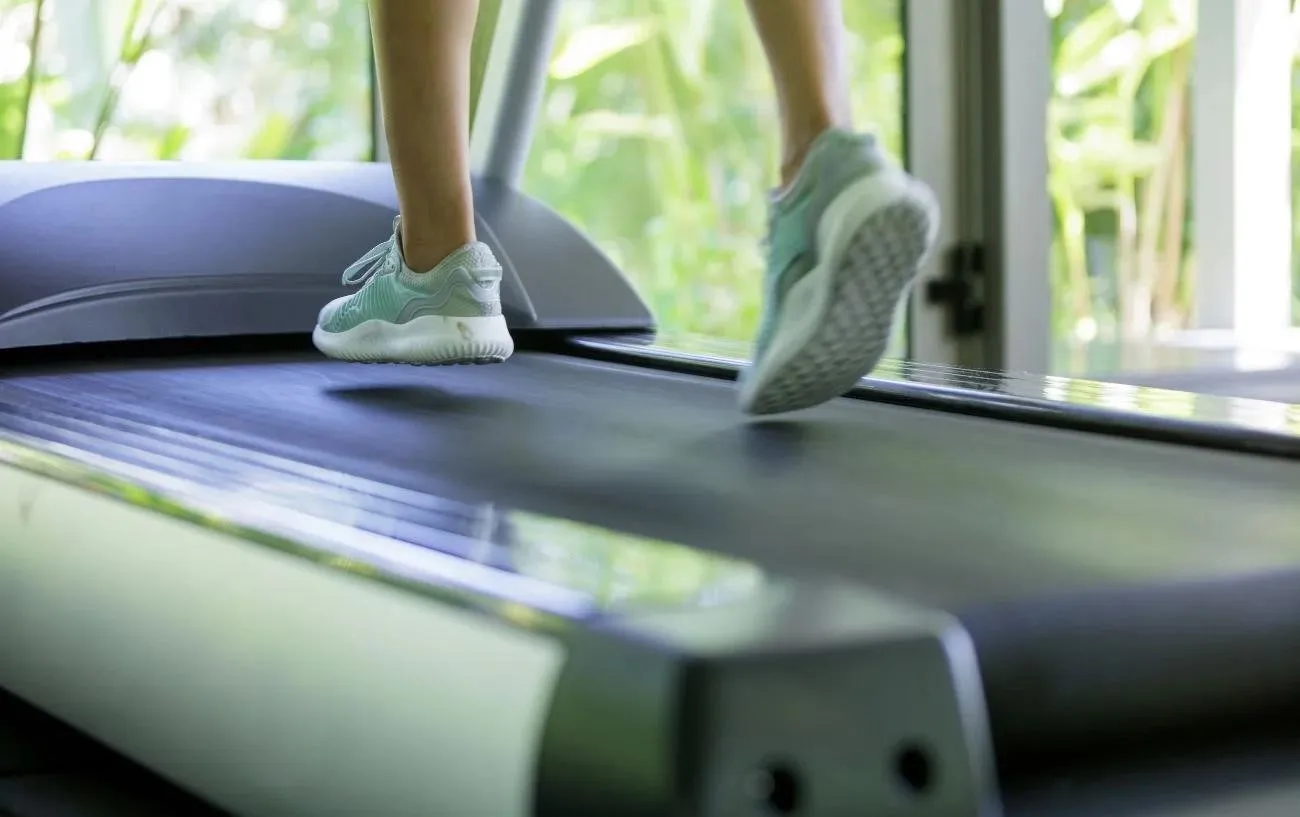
left=0, top=161, right=654, bottom=351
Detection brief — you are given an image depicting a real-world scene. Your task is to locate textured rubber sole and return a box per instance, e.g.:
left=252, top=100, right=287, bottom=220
left=739, top=175, right=938, bottom=416
left=312, top=314, right=514, bottom=365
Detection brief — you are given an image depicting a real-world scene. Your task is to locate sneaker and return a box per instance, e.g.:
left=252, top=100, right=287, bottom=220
left=737, top=129, right=939, bottom=415
left=312, top=217, right=514, bottom=365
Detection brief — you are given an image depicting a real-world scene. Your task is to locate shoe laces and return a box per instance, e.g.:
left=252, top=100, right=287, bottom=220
left=342, top=216, right=404, bottom=287
left=341, top=238, right=399, bottom=287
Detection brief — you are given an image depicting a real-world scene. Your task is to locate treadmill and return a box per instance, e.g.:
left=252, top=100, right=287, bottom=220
left=3, top=152, right=1300, bottom=817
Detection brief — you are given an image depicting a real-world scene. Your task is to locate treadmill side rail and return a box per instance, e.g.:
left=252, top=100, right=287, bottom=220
left=0, top=443, right=569, bottom=817
left=535, top=583, right=1002, bottom=817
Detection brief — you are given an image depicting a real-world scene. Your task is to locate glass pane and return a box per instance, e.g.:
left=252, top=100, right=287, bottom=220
left=523, top=0, right=905, bottom=354
left=1047, top=0, right=1300, bottom=391
left=1046, top=0, right=1198, bottom=375
left=1, top=0, right=373, bottom=161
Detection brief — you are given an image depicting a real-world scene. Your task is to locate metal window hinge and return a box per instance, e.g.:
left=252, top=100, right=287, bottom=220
left=926, top=242, right=986, bottom=337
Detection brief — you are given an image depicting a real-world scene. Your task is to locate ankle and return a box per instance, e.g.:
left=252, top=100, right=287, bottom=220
left=779, top=127, right=832, bottom=190
left=777, top=121, right=858, bottom=195
left=778, top=100, right=856, bottom=182
left=779, top=150, right=812, bottom=193
left=399, top=222, right=475, bottom=272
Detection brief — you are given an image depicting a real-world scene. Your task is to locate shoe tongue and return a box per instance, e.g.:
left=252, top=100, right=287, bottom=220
left=390, top=215, right=408, bottom=260
left=772, top=128, right=863, bottom=205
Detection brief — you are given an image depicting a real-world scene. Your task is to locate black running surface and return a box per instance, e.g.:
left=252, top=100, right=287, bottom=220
left=4, top=350, right=1300, bottom=773
left=5, top=351, right=1298, bottom=602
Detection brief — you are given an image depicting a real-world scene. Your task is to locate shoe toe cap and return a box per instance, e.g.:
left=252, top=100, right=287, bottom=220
left=316, top=296, right=349, bottom=330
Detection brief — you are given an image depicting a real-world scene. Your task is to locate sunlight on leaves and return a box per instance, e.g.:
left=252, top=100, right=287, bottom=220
left=550, top=20, right=657, bottom=80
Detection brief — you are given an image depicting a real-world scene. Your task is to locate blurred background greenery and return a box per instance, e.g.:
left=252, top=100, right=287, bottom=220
left=1046, top=0, right=1200, bottom=373
left=0, top=0, right=373, bottom=161
left=521, top=0, right=903, bottom=343
left=0, top=0, right=1296, bottom=372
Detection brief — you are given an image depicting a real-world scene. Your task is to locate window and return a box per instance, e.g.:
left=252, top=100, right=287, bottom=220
left=523, top=0, right=905, bottom=348
left=1047, top=0, right=1300, bottom=378
left=1, top=0, right=373, bottom=161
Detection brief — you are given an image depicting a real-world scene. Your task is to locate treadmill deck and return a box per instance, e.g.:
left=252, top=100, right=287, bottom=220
left=3, top=349, right=1300, bottom=778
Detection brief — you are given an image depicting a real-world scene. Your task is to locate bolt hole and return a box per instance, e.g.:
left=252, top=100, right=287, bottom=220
left=747, top=762, right=802, bottom=814
left=894, top=743, right=935, bottom=796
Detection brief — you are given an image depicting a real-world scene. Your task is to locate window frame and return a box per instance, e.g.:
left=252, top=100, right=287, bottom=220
left=953, top=0, right=1054, bottom=374
left=903, top=0, right=971, bottom=367
left=1191, top=0, right=1294, bottom=346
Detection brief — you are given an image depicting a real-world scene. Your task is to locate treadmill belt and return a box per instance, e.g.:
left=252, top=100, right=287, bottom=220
left=3, top=350, right=1298, bottom=607
left=4, top=350, right=1300, bottom=771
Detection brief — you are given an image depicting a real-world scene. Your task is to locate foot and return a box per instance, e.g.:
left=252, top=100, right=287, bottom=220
left=312, top=217, right=514, bottom=365
left=738, top=129, right=939, bottom=415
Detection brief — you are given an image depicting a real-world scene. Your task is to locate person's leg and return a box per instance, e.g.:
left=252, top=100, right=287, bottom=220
left=372, top=0, right=478, bottom=269
left=313, top=0, right=513, bottom=365
left=738, top=0, right=939, bottom=415
left=745, top=0, right=854, bottom=189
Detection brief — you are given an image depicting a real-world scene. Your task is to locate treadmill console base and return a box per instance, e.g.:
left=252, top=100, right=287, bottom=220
left=0, top=161, right=654, bottom=351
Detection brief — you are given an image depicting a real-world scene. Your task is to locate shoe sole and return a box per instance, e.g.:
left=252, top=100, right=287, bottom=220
left=738, top=172, right=939, bottom=416
left=312, top=314, right=514, bottom=366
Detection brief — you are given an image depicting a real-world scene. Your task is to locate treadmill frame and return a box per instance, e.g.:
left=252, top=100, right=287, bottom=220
left=0, top=384, right=1001, bottom=817
left=568, top=334, right=1300, bottom=461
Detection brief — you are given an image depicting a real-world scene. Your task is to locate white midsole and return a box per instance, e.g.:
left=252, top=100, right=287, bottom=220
left=312, top=314, right=514, bottom=361
left=818, top=169, right=920, bottom=260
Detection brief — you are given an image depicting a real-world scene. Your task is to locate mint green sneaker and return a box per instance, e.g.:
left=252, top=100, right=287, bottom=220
left=738, top=129, right=939, bottom=415
left=312, top=217, right=514, bottom=365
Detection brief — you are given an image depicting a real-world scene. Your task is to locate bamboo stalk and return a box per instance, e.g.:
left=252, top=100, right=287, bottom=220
left=1114, top=61, right=1144, bottom=340
left=14, top=0, right=46, bottom=159
left=1137, top=44, right=1190, bottom=330
left=1154, top=105, right=1189, bottom=327
left=88, top=0, right=165, bottom=159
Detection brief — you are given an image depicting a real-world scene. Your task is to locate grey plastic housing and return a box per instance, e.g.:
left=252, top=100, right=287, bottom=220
left=0, top=161, right=654, bottom=350
left=537, top=580, right=1003, bottom=817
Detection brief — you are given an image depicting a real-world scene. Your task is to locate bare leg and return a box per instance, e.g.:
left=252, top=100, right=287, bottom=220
left=369, top=0, right=479, bottom=271
left=744, top=0, right=855, bottom=188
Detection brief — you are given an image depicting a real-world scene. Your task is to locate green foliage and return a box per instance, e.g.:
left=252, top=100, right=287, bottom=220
left=0, top=80, right=26, bottom=157
left=1048, top=0, right=1196, bottom=353
left=0, top=0, right=1294, bottom=351
left=523, top=0, right=904, bottom=343
left=0, top=0, right=371, bottom=162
